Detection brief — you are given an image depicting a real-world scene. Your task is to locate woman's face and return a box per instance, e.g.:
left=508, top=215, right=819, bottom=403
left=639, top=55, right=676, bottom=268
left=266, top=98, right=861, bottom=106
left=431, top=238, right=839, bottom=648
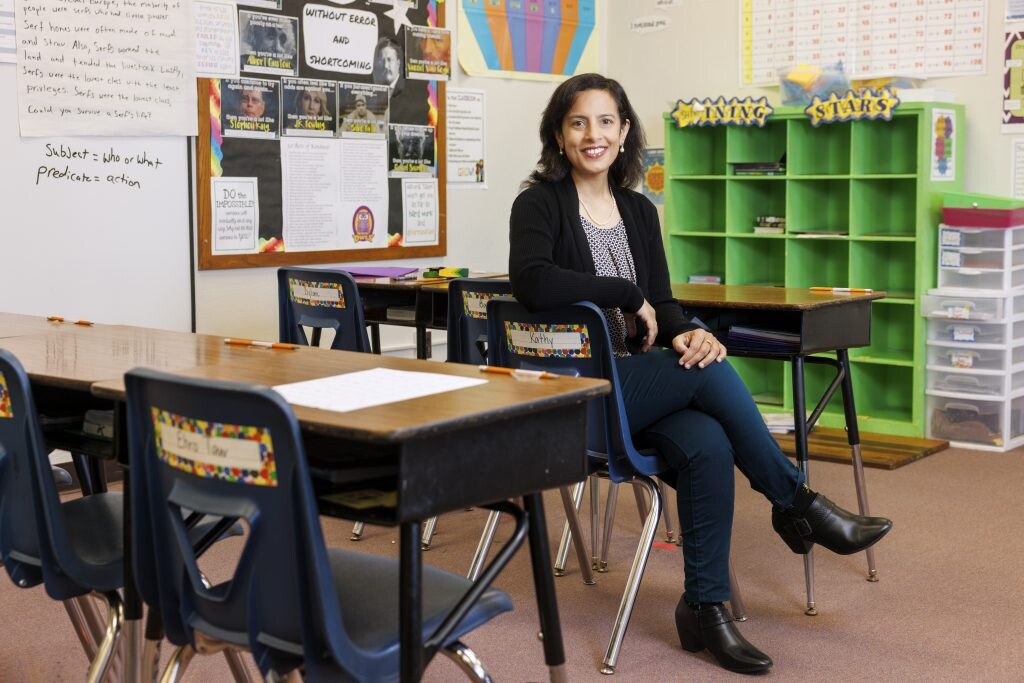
left=555, top=89, right=629, bottom=182
left=300, top=90, right=323, bottom=116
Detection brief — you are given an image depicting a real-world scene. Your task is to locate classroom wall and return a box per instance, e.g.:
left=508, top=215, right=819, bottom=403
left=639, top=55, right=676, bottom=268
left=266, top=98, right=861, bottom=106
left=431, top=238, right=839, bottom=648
left=605, top=2, right=1008, bottom=195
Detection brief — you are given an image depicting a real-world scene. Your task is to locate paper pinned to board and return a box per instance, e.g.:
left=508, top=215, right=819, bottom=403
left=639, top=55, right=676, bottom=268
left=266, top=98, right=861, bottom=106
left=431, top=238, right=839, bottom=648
left=273, top=367, right=486, bottom=413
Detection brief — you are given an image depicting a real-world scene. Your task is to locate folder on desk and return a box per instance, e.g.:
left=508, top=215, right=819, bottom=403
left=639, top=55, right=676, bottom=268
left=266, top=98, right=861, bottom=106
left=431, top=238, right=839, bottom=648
left=726, top=325, right=801, bottom=353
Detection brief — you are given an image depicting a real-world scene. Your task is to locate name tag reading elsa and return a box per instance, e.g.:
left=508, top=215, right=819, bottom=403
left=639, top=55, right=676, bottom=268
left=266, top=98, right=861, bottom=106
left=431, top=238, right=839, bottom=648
left=506, top=322, right=592, bottom=358
left=151, top=408, right=277, bottom=487
left=288, top=278, right=346, bottom=308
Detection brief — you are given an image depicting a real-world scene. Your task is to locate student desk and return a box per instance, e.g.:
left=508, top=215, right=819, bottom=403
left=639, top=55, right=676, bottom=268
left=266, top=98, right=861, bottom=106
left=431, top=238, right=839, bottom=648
left=2, top=323, right=605, bottom=682
left=0, top=312, right=69, bottom=338
left=352, top=273, right=505, bottom=359
left=671, top=284, right=885, bottom=616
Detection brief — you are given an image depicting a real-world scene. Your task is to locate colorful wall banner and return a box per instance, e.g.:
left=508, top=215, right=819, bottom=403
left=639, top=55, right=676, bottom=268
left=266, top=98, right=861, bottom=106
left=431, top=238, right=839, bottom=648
left=671, top=96, right=773, bottom=128
left=803, top=88, right=899, bottom=128
left=457, top=0, right=599, bottom=81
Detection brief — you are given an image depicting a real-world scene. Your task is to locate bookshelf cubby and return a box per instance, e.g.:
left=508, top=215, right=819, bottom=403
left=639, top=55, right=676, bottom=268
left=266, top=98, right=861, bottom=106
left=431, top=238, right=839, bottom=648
left=664, top=103, right=966, bottom=437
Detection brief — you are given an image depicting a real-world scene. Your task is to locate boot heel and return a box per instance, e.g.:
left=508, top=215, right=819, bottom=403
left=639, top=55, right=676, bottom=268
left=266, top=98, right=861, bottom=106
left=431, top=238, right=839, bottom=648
left=674, top=612, right=704, bottom=652
left=774, top=518, right=814, bottom=554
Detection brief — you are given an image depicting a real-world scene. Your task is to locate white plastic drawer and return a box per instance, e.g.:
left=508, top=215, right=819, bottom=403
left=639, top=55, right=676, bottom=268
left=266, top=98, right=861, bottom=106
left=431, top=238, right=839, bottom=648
left=926, top=344, right=1024, bottom=371
left=937, top=266, right=1024, bottom=291
left=939, top=247, right=1024, bottom=270
left=927, top=395, right=1024, bottom=447
left=939, top=225, right=1024, bottom=249
left=927, top=370, right=1024, bottom=395
left=926, top=320, right=1014, bottom=344
left=921, top=294, right=1003, bottom=321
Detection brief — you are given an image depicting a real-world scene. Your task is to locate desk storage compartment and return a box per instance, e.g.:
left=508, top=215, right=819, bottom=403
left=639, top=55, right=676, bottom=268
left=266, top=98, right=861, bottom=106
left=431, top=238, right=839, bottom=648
left=939, top=225, right=1024, bottom=249
left=921, top=294, right=1004, bottom=321
left=926, top=344, right=1024, bottom=371
left=925, top=320, right=1021, bottom=344
left=927, top=395, right=1024, bottom=447
left=926, top=369, right=1024, bottom=396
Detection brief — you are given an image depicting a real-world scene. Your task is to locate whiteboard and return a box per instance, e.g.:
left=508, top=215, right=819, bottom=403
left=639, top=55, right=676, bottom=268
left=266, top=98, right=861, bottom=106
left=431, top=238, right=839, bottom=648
left=0, top=67, right=192, bottom=331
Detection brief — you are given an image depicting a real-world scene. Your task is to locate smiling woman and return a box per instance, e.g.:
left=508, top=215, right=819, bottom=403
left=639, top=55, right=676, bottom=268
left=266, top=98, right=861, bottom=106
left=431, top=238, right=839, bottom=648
left=507, top=72, right=893, bottom=676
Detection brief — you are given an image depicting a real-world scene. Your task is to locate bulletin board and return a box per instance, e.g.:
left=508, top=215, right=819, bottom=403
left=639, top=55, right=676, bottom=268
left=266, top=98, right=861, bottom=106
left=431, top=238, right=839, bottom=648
left=197, top=0, right=447, bottom=270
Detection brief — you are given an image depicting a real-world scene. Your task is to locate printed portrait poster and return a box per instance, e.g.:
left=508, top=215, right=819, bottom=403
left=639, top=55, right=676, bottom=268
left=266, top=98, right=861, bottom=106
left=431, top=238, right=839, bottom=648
left=389, top=124, right=435, bottom=176
left=238, top=0, right=281, bottom=9
left=240, top=11, right=299, bottom=76
left=281, top=78, right=337, bottom=137
left=405, top=25, right=451, bottom=81
left=338, top=82, right=389, bottom=138
left=221, top=78, right=280, bottom=139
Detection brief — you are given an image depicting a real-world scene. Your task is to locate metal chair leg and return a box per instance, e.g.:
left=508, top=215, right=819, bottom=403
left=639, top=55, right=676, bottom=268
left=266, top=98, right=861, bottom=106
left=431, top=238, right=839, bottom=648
left=600, top=475, right=661, bottom=675
left=223, top=647, right=255, bottom=682
left=64, top=597, right=99, bottom=661
left=158, top=644, right=196, bottom=683
left=422, top=515, right=439, bottom=550
left=467, top=509, right=501, bottom=581
left=590, top=475, right=601, bottom=571
left=142, top=637, right=163, bottom=683
left=632, top=481, right=648, bottom=523
left=558, top=486, right=596, bottom=585
left=657, top=480, right=676, bottom=543
left=728, top=559, right=747, bottom=621
left=441, top=641, right=494, bottom=683
left=598, top=481, right=618, bottom=573
left=86, top=591, right=123, bottom=683
left=850, top=442, right=878, bottom=581
left=554, top=480, right=585, bottom=576
left=350, top=521, right=364, bottom=541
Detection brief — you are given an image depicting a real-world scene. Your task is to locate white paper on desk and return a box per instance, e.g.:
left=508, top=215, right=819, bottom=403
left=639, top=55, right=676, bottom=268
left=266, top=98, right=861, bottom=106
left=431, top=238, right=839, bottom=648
left=273, top=368, right=486, bottom=413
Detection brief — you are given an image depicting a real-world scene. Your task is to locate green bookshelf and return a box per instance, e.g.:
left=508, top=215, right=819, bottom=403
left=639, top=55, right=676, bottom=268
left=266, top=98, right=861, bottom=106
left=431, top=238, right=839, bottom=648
left=664, top=103, right=965, bottom=437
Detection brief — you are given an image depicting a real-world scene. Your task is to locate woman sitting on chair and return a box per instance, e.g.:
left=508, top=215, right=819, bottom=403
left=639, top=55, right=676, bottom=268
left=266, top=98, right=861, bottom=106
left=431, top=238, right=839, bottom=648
left=508, top=73, right=893, bottom=675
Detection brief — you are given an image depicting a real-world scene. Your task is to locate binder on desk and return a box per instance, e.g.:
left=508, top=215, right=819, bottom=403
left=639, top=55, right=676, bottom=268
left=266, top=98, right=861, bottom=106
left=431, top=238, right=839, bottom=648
left=725, top=325, right=801, bottom=353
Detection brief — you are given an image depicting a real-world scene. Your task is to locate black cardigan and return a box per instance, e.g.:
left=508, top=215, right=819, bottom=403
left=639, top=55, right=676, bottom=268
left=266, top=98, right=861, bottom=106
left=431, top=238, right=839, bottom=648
left=509, top=175, right=695, bottom=348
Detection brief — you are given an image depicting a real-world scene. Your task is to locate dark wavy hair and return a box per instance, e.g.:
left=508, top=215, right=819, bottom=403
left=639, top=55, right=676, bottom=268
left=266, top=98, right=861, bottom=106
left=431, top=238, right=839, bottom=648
left=524, top=73, right=646, bottom=190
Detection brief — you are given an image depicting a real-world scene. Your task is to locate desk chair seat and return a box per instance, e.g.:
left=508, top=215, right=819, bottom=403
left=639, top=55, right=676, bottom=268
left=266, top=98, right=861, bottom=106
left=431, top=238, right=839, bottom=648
left=126, top=368, right=512, bottom=683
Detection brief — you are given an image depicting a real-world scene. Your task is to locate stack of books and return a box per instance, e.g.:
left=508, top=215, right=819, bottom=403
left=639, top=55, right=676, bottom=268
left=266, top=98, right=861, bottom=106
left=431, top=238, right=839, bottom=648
left=726, top=325, right=800, bottom=353
left=754, top=215, right=785, bottom=234
left=733, top=162, right=786, bottom=176
left=688, top=274, right=722, bottom=284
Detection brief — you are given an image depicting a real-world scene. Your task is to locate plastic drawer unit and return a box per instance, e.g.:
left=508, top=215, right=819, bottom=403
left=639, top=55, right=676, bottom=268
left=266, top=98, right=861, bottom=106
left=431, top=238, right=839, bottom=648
left=938, top=224, right=1024, bottom=291
left=927, top=394, right=1024, bottom=449
left=926, top=344, right=1024, bottom=371
left=927, top=320, right=1024, bottom=345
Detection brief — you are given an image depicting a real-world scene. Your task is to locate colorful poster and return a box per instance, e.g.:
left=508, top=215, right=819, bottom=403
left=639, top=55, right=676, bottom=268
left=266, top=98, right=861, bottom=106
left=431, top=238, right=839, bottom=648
left=220, top=78, right=279, bottom=139
left=402, top=178, right=439, bottom=245
left=239, top=11, right=299, bottom=76
left=1004, top=32, right=1024, bottom=133
left=640, top=148, right=665, bottom=206
left=457, top=0, right=599, bottom=81
left=281, top=78, right=336, bottom=137
left=15, top=0, right=197, bottom=136
left=340, top=138, right=389, bottom=249
left=388, top=124, right=436, bottom=176
left=447, top=88, right=486, bottom=189
left=338, top=82, right=389, bottom=138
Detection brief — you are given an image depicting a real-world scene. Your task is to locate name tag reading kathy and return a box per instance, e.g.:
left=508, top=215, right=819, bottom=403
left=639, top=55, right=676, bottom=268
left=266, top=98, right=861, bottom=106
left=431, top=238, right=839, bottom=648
left=506, top=322, right=591, bottom=358
left=463, top=291, right=495, bottom=319
left=289, top=278, right=346, bottom=308
left=152, top=408, right=277, bottom=486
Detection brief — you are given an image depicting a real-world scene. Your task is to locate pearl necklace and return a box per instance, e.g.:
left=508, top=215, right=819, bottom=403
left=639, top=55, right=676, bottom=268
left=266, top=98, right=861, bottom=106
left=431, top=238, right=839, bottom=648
left=579, top=193, right=618, bottom=226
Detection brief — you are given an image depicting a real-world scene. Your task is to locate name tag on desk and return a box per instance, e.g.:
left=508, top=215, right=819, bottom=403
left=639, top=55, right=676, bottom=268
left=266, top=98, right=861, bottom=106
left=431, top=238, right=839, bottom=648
left=152, top=408, right=277, bottom=487
left=506, top=322, right=591, bottom=358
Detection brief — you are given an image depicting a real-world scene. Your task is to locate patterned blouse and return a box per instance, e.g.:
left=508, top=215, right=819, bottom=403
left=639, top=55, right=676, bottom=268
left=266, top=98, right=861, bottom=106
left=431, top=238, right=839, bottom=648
left=581, top=214, right=637, bottom=357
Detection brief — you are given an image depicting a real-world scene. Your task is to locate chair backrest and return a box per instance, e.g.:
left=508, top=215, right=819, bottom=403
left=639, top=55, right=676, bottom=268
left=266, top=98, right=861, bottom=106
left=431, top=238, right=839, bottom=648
left=277, top=267, right=371, bottom=352
left=485, top=300, right=663, bottom=482
left=445, top=278, right=512, bottom=364
left=125, top=368, right=367, bottom=679
left=0, top=349, right=119, bottom=598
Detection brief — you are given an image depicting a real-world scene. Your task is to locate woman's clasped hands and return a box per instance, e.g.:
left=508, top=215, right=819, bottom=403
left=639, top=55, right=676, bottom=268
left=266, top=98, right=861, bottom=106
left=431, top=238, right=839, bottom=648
left=673, top=328, right=727, bottom=369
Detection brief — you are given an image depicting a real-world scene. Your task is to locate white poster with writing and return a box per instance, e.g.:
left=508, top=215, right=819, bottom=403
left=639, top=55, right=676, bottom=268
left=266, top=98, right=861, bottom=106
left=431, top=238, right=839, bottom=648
left=340, top=137, right=388, bottom=248
left=401, top=177, right=438, bottom=246
left=194, top=0, right=239, bottom=78
left=210, top=177, right=259, bottom=254
left=446, top=88, right=485, bottom=189
left=1012, top=139, right=1024, bottom=199
left=16, top=0, right=197, bottom=136
left=281, top=137, right=342, bottom=252
left=1, top=0, right=15, bottom=63
left=302, top=3, right=377, bottom=74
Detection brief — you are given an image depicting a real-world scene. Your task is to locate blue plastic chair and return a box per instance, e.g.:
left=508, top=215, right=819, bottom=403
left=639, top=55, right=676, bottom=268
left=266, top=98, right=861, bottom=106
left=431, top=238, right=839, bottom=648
left=278, top=267, right=371, bottom=352
left=445, top=278, right=512, bottom=365
left=0, top=349, right=123, bottom=683
left=486, top=299, right=666, bottom=675
left=125, top=367, right=513, bottom=682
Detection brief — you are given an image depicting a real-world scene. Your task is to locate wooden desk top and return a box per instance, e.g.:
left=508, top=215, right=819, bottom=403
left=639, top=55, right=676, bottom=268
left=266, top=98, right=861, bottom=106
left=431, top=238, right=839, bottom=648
left=0, top=313, right=87, bottom=338
left=671, top=284, right=886, bottom=310
left=354, top=272, right=507, bottom=292
left=0, top=327, right=253, bottom=391
left=421, top=274, right=509, bottom=294
left=92, top=345, right=608, bottom=444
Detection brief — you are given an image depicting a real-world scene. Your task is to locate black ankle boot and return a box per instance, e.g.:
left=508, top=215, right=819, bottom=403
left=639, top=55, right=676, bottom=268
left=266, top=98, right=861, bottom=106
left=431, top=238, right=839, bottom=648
left=772, top=487, right=892, bottom=555
left=674, top=598, right=772, bottom=674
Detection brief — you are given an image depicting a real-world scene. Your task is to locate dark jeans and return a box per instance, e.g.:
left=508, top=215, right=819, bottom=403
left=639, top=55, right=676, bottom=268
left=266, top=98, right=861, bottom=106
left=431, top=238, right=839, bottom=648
left=616, top=349, right=805, bottom=604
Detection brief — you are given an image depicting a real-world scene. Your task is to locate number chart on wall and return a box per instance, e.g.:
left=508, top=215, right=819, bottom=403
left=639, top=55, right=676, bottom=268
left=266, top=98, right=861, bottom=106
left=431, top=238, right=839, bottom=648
left=741, top=0, right=986, bottom=87
left=197, top=0, right=450, bottom=269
